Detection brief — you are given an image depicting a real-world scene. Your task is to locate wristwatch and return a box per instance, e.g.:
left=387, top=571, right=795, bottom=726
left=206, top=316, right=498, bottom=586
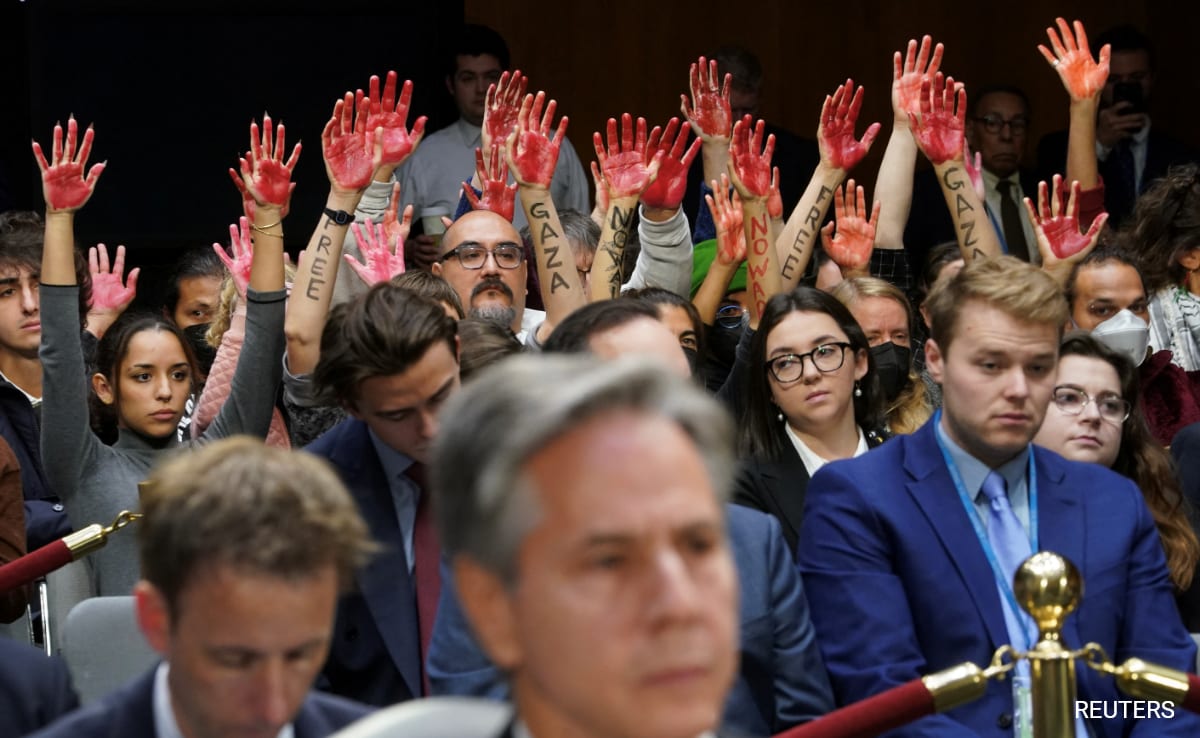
left=324, top=208, right=355, bottom=226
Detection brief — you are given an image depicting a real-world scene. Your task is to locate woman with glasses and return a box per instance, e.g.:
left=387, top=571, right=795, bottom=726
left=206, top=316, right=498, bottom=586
left=1033, top=333, right=1200, bottom=626
left=733, top=287, right=887, bottom=551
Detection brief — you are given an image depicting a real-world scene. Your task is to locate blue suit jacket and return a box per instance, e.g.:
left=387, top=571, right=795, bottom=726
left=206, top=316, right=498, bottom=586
left=798, top=420, right=1200, bottom=737
left=306, top=418, right=422, bottom=706
left=426, top=504, right=834, bottom=735
left=27, top=667, right=370, bottom=738
left=0, top=639, right=77, bottom=736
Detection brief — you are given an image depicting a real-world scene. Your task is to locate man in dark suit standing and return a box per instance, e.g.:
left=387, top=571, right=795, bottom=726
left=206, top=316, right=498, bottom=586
left=799, top=256, right=1200, bottom=736
left=434, top=355, right=747, bottom=738
left=306, top=284, right=460, bottom=706
left=1038, top=25, right=1198, bottom=228
left=29, top=437, right=374, bottom=738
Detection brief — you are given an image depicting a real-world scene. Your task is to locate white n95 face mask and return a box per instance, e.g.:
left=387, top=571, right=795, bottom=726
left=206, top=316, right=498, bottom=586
left=1091, top=309, right=1150, bottom=366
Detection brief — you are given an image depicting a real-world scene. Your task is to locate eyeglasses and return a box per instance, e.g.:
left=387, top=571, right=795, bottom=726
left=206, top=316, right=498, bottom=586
left=766, top=343, right=852, bottom=383
left=972, top=115, right=1029, bottom=136
left=716, top=304, right=747, bottom=329
left=439, top=244, right=525, bottom=270
left=1052, top=386, right=1131, bottom=425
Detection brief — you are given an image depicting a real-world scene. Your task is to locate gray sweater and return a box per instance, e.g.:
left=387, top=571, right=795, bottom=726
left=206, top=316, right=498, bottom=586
left=39, top=284, right=286, bottom=596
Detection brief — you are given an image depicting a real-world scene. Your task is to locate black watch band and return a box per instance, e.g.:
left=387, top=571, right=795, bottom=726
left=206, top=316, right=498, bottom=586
left=324, top=208, right=355, bottom=226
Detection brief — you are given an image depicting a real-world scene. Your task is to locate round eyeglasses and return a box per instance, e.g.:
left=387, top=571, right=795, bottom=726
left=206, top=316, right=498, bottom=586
left=972, top=115, right=1029, bottom=136
left=439, top=244, right=525, bottom=270
left=766, top=343, right=852, bottom=383
left=1051, top=386, right=1131, bottom=425
left=716, top=304, right=748, bottom=330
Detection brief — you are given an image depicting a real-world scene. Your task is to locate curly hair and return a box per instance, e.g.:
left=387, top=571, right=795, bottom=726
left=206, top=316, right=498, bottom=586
left=1126, top=164, right=1200, bottom=295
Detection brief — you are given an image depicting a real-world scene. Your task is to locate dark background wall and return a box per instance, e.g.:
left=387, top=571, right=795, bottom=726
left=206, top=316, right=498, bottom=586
left=2, top=2, right=1197, bottom=306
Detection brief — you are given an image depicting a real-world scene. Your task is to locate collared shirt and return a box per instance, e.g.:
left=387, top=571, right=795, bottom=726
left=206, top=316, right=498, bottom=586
left=1096, top=118, right=1152, bottom=192
left=368, top=429, right=422, bottom=574
left=981, top=169, right=1039, bottom=265
left=935, top=419, right=1032, bottom=536
left=0, top=368, right=39, bottom=408
left=784, top=424, right=870, bottom=478
left=395, top=118, right=589, bottom=232
left=154, top=662, right=294, bottom=738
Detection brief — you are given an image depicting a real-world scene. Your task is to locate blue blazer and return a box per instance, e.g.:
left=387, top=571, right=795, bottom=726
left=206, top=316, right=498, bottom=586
left=798, top=420, right=1200, bottom=737
left=0, top=639, right=77, bottom=736
left=426, top=504, right=835, bottom=736
left=306, top=418, right=422, bottom=706
left=26, top=667, right=370, bottom=738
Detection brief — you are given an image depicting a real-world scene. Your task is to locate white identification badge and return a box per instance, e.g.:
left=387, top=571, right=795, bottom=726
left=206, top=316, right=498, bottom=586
left=1013, top=673, right=1033, bottom=738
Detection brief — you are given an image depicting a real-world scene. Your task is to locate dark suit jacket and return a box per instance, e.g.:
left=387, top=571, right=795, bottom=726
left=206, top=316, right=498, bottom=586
left=1037, top=127, right=1199, bottom=227
left=799, top=419, right=1200, bottom=737
left=426, top=504, right=834, bottom=736
left=0, top=639, right=77, bottom=737
left=733, top=447, right=810, bottom=555
left=306, top=418, right=422, bottom=706
left=26, top=667, right=369, bottom=738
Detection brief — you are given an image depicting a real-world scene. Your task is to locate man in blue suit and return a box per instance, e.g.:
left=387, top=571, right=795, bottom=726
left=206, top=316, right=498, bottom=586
left=29, top=438, right=374, bottom=738
left=426, top=503, right=834, bottom=735
left=800, top=256, right=1200, bottom=736
left=306, top=284, right=461, bottom=706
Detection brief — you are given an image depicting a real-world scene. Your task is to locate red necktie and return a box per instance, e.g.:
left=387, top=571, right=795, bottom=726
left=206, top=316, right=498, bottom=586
left=406, top=462, right=441, bottom=696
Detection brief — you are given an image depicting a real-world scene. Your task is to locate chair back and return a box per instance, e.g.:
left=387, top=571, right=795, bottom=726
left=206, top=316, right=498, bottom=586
left=60, top=595, right=158, bottom=704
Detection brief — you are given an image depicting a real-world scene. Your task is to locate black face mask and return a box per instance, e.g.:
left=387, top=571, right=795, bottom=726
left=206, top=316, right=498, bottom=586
left=869, top=342, right=912, bottom=403
left=182, top=323, right=217, bottom=379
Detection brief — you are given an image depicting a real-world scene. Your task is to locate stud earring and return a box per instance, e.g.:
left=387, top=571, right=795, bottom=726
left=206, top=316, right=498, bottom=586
left=777, top=412, right=785, bottom=422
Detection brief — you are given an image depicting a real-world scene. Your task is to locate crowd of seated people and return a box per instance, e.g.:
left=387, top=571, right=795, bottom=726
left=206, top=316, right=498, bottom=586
left=3, top=15, right=1200, bottom=738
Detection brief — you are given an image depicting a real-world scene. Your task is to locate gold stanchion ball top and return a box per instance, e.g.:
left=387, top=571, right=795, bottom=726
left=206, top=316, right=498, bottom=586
left=1013, top=552, right=1082, bottom=632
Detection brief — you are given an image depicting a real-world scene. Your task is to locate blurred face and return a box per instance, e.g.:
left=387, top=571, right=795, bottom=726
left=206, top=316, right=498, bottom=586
left=572, top=243, right=594, bottom=296
left=729, top=86, right=760, bottom=121
left=966, top=92, right=1028, bottom=178
left=462, top=410, right=737, bottom=738
left=1033, top=355, right=1124, bottom=467
left=0, top=265, right=41, bottom=358
left=1102, top=50, right=1153, bottom=108
left=850, top=296, right=911, bottom=348
left=347, top=340, right=460, bottom=464
left=588, top=316, right=692, bottom=379
left=1069, top=262, right=1149, bottom=331
left=655, top=304, right=700, bottom=353
left=173, top=275, right=222, bottom=330
left=433, top=211, right=527, bottom=333
left=97, top=329, right=193, bottom=439
left=766, top=310, right=868, bottom=435
left=927, top=301, right=1059, bottom=467
left=136, top=565, right=337, bottom=738
left=447, top=54, right=503, bottom=126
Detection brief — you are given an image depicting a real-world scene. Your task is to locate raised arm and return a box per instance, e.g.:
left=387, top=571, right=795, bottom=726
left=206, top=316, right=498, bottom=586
left=506, top=91, right=586, bottom=340
left=821, top=180, right=881, bottom=278
left=728, top=117, right=779, bottom=327
left=84, top=243, right=138, bottom=340
left=463, top=142, right=517, bottom=221
left=34, top=117, right=105, bottom=285
left=1039, top=16, right=1110, bottom=227
left=694, top=176, right=747, bottom=325
left=681, top=56, right=733, bottom=201
left=778, top=80, right=880, bottom=290
left=874, top=36, right=942, bottom=250
left=589, top=114, right=662, bottom=302
left=1025, top=175, right=1108, bottom=286
left=345, top=199, right=412, bottom=287
left=286, top=91, right=385, bottom=375
left=909, top=74, right=1002, bottom=261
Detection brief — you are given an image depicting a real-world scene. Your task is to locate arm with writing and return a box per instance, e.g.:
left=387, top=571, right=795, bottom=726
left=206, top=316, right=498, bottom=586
left=910, top=75, right=1001, bottom=261
left=589, top=114, right=662, bottom=302
left=875, top=36, right=942, bottom=250
left=286, top=93, right=383, bottom=376
left=778, top=80, right=881, bottom=291
left=728, top=117, right=779, bottom=328
left=506, top=92, right=586, bottom=341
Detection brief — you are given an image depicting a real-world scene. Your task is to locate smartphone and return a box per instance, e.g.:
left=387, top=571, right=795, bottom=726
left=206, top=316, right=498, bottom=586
left=1112, top=82, right=1147, bottom=115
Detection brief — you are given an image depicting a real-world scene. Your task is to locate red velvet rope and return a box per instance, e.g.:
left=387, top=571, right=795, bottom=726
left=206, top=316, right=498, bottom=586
left=775, top=678, right=936, bottom=738
left=0, top=540, right=72, bottom=595
left=1182, top=673, right=1200, bottom=715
